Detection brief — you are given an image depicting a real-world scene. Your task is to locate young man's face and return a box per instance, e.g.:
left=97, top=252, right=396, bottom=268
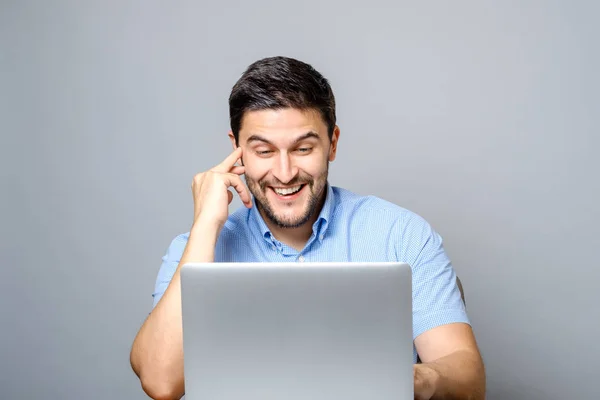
left=231, top=108, right=339, bottom=228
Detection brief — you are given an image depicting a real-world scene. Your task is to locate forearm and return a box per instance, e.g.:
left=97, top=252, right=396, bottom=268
left=423, top=350, right=486, bottom=400
left=130, top=222, right=218, bottom=399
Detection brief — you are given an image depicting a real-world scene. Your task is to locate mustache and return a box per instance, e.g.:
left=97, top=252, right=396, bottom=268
left=259, top=177, right=314, bottom=191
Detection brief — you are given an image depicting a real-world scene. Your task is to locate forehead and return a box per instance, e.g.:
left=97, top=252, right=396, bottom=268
left=238, top=108, right=328, bottom=143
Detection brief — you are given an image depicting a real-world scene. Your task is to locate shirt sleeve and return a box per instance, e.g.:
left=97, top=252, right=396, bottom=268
left=397, top=212, right=470, bottom=340
left=152, top=233, right=190, bottom=308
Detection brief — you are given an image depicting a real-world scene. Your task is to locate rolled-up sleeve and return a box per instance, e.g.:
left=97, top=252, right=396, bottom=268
left=152, top=233, right=189, bottom=308
left=397, top=212, right=469, bottom=340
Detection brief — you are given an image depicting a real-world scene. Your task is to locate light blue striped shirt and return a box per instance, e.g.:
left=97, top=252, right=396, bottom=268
left=153, top=184, right=470, bottom=362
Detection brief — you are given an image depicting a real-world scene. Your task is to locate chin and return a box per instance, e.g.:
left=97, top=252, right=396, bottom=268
left=274, top=213, right=307, bottom=226
left=270, top=207, right=313, bottom=229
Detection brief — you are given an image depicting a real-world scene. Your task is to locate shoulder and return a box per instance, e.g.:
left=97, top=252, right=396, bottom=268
left=332, top=186, right=428, bottom=227
left=161, top=231, right=189, bottom=262
left=331, top=186, right=440, bottom=255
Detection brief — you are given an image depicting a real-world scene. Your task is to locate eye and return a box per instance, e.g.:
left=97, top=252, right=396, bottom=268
left=297, top=147, right=312, bottom=154
left=256, top=150, right=273, bottom=156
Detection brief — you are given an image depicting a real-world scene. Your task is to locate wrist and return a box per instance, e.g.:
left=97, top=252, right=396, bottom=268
left=192, top=213, right=224, bottom=233
left=423, top=363, right=441, bottom=389
left=178, top=218, right=221, bottom=265
left=190, top=217, right=222, bottom=243
left=414, top=363, right=441, bottom=399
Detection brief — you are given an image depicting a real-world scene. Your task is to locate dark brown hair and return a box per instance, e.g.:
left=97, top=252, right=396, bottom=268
left=229, top=56, right=336, bottom=144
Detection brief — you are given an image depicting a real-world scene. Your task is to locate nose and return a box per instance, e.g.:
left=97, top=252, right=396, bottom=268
left=272, top=151, right=298, bottom=184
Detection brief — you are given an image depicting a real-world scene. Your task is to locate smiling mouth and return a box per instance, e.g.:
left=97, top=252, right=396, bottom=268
left=271, top=184, right=305, bottom=197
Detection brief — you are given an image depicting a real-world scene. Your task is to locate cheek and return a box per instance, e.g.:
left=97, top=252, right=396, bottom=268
left=243, top=159, right=271, bottom=180
left=298, top=157, right=328, bottom=176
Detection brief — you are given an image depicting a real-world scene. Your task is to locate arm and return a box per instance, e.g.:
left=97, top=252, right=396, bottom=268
left=414, top=323, right=486, bottom=400
left=129, top=147, right=251, bottom=400
left=130, top=221, right=219, bottom=400
left=395, top=211, right=485, bottom=399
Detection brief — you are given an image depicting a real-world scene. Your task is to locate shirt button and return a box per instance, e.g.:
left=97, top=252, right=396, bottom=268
left=319, top=235, right=324, bottom=241
left=298, top=255, right=305, bottom=262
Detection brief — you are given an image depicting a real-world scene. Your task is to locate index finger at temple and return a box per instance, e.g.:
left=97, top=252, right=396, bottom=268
left=212, top=147, right=243, bottom=172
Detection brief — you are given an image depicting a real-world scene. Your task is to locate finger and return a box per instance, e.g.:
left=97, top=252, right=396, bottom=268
left=229, top=165, right=245, bottom=175
left=227, top=174, right=252, bottom=207
left=212, top=147, right=243, bottom=173
left=225, top=173, right=252, bottom=208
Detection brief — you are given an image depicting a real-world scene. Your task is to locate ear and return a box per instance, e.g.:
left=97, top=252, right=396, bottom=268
left=328, top=125, right=340, bottom=162
left=228, top=131, right=237, bottom=150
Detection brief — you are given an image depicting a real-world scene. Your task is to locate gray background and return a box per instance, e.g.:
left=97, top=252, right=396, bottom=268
left=1, top=1, right=598, bottom=399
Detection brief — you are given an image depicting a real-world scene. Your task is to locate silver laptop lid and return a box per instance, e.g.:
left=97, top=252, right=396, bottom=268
left=181, top=262, right=413, bottom=400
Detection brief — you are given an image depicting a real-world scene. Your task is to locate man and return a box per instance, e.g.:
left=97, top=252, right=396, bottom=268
left=130, top=56, right=486, bottom=400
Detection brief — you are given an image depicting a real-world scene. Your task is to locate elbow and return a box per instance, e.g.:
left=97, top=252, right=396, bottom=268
left=130, top=341, right=184, bottom=399
left=139, top=373, right=184, bottom=400
left=131, top=352, right=183, bottom=399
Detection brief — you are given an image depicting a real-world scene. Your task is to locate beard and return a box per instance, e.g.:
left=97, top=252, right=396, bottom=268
left=245, top=166, right=329, bottom=229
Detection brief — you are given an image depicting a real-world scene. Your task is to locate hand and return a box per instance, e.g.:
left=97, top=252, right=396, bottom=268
left=414, top=364, right=439, bottom=400
left=190, top=147, right=252, bottom=230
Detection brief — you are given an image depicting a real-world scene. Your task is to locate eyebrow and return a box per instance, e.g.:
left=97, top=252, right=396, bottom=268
left=246, top=131, right=320, bottom=145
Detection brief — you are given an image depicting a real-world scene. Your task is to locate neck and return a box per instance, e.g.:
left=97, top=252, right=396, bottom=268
left=260, top=188, right=327, bottom=252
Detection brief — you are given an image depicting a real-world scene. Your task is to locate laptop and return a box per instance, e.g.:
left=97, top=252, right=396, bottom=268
left=180, top=262, right=413, bottom=400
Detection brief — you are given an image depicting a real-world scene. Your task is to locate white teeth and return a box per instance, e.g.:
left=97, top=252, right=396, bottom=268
left=273, top=185, right=302, bottom=196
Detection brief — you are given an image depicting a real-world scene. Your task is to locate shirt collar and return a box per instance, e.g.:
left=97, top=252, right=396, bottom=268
left=248, top=182, right=336, bottom=245
left=314, top=183, right=335, bottom=242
